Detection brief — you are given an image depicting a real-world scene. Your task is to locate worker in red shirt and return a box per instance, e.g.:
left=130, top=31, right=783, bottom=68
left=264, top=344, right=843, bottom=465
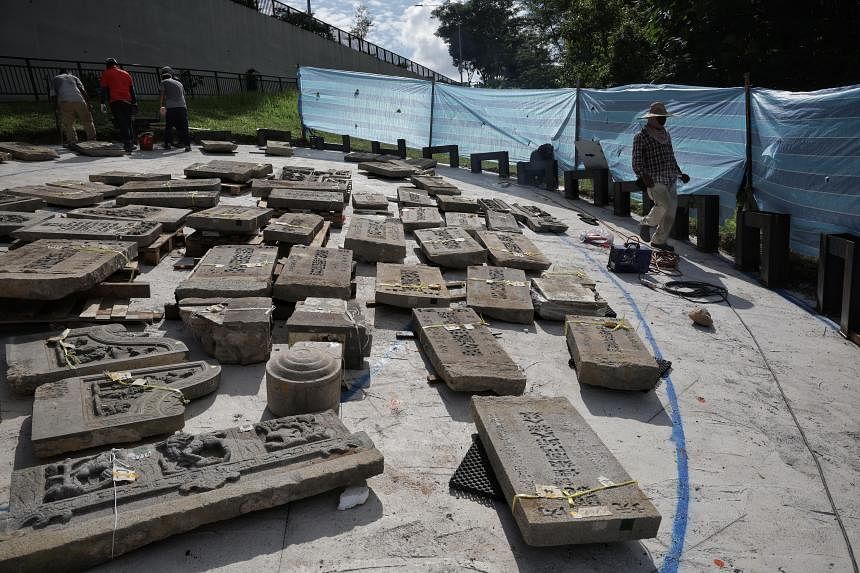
left=99, top=58, right=137, bottom=153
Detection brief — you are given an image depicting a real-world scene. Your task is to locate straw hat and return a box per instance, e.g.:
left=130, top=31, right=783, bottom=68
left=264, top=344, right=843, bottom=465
left=640, top=102, right=674, bottom=118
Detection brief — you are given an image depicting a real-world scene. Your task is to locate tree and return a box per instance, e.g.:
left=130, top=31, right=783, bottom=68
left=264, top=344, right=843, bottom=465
left=349, top=3, right=374, bottom=40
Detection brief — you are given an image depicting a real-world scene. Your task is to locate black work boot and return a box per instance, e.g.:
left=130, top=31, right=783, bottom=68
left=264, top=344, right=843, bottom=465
left=639, top=224, right=651, bottom=242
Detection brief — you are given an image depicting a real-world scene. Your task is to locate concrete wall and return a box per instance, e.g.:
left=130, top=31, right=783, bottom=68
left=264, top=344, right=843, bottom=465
left=0, top=0, right=426, bottom=80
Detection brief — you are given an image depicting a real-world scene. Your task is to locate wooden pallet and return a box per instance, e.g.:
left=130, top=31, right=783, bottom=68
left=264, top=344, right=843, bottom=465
left=79, top=297, right=163, bottom=322
left=221, top=182, right=251, bottom=196
left=140, top=229, right=184, bottom=265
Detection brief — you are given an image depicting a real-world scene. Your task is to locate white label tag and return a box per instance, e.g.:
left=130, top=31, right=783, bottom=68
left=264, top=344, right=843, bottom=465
left=597, top=476, right=615, bottom=487
left=444, top=325, right=460, bottom=331
left=463, top=323, right=474, bottom=330
left=571, top=506, right=612, bottom=518
left=239, top=424, right=254, bottom=432
left=131, top=378, right=147, bottom=386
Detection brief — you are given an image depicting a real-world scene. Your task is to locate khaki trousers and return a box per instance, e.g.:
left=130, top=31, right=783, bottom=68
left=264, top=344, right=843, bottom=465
left=641, top=181, right=678, bottom=245
left=58, top=100, right=97, bottom=143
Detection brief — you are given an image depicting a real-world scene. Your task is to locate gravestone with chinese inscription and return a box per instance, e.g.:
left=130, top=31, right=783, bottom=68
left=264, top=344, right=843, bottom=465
left=0, top=239, right=137, bottom=300
left=471, top=395, right=661, bottom=546
left=4, top=324, right=189, bottom=395
left=564, top=315, right=659, bottom=390
left=345, top=151, right=383, bottom=163
left=467, top=265, right=533, bottom=324
left=359, top=161, right=418, bottom=179
left=4, top=184, right=104, bottom=207
left=184, top=160, right=273, bottom=183
left=116, top=190, right=220, bottom=209
left=47, top=180, right=121, bottom=198
left=186, top=205, right=273, bottom=234
left=485, top=209, right=521, bottom=233
left=531, top=272, right=605, bottom=320
left=12, top=218, right=162, bottom=247
left=31, top=361, right=222, bottom=457
left=175, top=245, right=277, bottom=299
left=0, top=412, right=384, bottom=571
left=344, top=216, right=406, bottom=263
left=476, top=231, right=551, bottom=271
left=265, top=140, right=293, bottom=156
left=71, top=141, right=125, bottom=156
left=179, top=297, right=273, bottom=364
left=267, top=189, right=344, bottom=212
left=252, top=179, right=347, bottom=200
left=397, top=187, right=436, bottom=208
left=410, top=175, right=460, bottom=196
left=287, top=297, right=372, bottom=369
left=351, top=193, right=390, bottom=211
left=0, top=211, right=54, bottom=236
left=116, top=178, right=222, bottom=194
left=200, top=140, right=238, bottom=153
left=436, top=195, right=482, bottom=214
left=273, top=246, right=353, bottom=302
left=0, top=141, right=59, bottom=161
left=412, top=307, right=526, bottom=394
left=67, top=205, right=191, bottom=232
left=0, top=192, right=45, bottom=211
left=414, top=227, right=487, bottom=268
left=263, top=212, right=324, bottom=245
left=376, top=263, right=450, bottom=308
left=445, top=212, right=487, bottom=238
left=510, top=203, right=569, bottom=233
left=89, top=171, right=171, bottom=186
left=400, top=206, right=444, bottom=232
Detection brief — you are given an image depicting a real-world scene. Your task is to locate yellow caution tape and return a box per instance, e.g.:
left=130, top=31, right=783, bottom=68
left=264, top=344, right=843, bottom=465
left=512, top=480, right=638, bottom=514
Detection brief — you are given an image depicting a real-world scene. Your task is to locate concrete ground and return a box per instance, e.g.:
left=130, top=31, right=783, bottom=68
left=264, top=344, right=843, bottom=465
left=0, top=145, right=857, bottom=573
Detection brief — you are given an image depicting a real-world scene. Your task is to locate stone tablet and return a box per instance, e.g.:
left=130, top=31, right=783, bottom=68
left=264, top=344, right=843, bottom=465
left=12, top=218, right=162, bottom=247
left=47, top=179, right=122, bottom=198
left=184, top=160, right=273, bottom=183
left=414, top=227, right=487, bottom=268
left=273, top=246, right=353, bottom=302
left=0, top=211, right=55, bottom=236
left=532, top=274, right=605, bottom=321
left=4, top=324, right=189, bottom=395
left=0, top=192, right=45, bottom=211
left=344, top=151, right=383, bottom=163
left=352, top=192, right=389, bottom=211
left=564, top=316, right=660, bottom=391
left=0, top=239, right=137, bottom=300
left=200, top=140, right=238, bottom=153
left=436, top=195, right=482, bottom=213
left=115, top=191, right=220, bottom=209
left=0, top=141, right=59, bottom=161
left=179, top=297, right=273, bottom=364
left=538, top=267, right=597, bottom=288
left=175, top=245, right=278, bottom=299
left=471, top=395, right=661, bottom=546
left=412, top=307, right=526, bottom=395
left=344, top=216, right=406, bottom=263
left=376, top=263, right=450, bottom=308
left=359, top=161, right=417, bottom=178
left=0, top=412, right=384, bottom=571
left=400, top=206, right=444, bottom=232
left=186, top=205, right=273, bottom=234
left=467, top=265, right=533, bottom=324
left=4, top=184, right=104, bottom=207
left=31, top=361, right=222, bottom=457
left=486, top=209, right=521, bottom=233
left=266, top=140, right=294, bottom=156
left=251, top=179, right=346, bottom=199
left=116, top=178, right=222, bottom=193
left=410, top=175, right=460, bottom=196
left=71, top=141, right=126, bottom=156
left=511, top=203, right=569, bottom=233
left=476, top=231, right=551, bottom=271
left=89, top=171, right=172, bottom=185
left=66, top=205, right=191, bottom=232
left=445, top=212, right=487, bottom=238
left=268, top=189, right=344, bottom=212
left=397, top=187, right=436, bottom=207
left=287, top=297, right=372, bottom=370
left=263, top=212, right=324, bottom=244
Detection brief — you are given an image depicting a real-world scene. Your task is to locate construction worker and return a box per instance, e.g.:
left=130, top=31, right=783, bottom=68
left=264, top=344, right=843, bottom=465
left=99, top=58, right=137, bottom=153
left=51, top=69, right=97, bottom=145
left=159, top=67, right=191, bottom=151
left=632, top=102, right=690, bottom=251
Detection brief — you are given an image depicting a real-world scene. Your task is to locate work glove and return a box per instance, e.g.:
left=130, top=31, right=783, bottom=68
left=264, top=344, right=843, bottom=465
left=100, top=103, right=107, bottom=113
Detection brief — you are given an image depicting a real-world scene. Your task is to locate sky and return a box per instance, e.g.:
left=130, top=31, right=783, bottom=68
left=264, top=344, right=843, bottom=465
left=280, top=0, right=461, bottom=80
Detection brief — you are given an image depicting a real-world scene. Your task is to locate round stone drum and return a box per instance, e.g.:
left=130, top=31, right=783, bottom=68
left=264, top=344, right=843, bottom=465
left=266, top=341, right=343, bottom=416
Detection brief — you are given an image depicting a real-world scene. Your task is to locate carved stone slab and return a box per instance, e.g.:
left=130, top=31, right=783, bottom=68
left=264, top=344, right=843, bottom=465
left=4, top=324, right=189, bottom=395
left=184, top=160, right=273, bottom=183
left=4, top=184, right=104, bottom=207
left=345, top=151, right=383, bottom=163
left=265, top=140, right=294, bottom=156
left=31, top=361, right=222, bottom=457
left=0, top=141, right=59, bottom=161
left=0, top=412, right=384, bottom=571
left=287, top=297, right=372, bottom=370
left=267, top=189, right=344, bottom=212
left=200, top=140, right=238, bottom=153
left=175, top=245, right=278, bottom=299
left=263, top=212, right=324, bottom=244
left=511, top=203, right=569, bottom=233
left=359, top=161, right=417, bottom=178
left=0, top=211, right=55, bottom=236
left=47, top=180, right=121, bottom=198
left=445, top=212, right=487, bottom=238
left=67, top=205, right=191, bottom=232
left=476, top=231, right=551, bottom=271
left=471, top=395, right=661, bottom=546
left=71, top=141, right=126, bottom=156
left=410, top=175, right=460, bottom=196
left=89, top=171, right=171, bottom=185
left=344, top=216, right=406, bottom=263
left=564, top=315, right=659, bottom=391
left=351, top=192, right=389, bottom=211
left=467, top=265, right=533, bottom=324
left=400, top=206, right=444, bottom=232
left=486, top=209, right=522, bottom=233
left=12, top=218, right=163, bottom=247
left=0, top=192, right=45, bottom=211
left=414, top=227, right=487, bottom=268
left=116, top=178, right=222, bottom=193
left=376, top=263, right=450, bottom=308
left=531, top=272, right=605, bottom=321
left=397, top=187, right=436, bottom=207
left=273, top=246, right=353, bottom=302
left=115, top=191, right=220, bottom=209
left=0, top=239, right=137, bottom=301
left=179, top=297, right=273, bottom=364
left=436, top=195, right=482, bottom=214
left=251, top=179, right=347, bottom=199
left=412, top=307, right=525, bottom=394
left=186, top=205, right=273, bottom=234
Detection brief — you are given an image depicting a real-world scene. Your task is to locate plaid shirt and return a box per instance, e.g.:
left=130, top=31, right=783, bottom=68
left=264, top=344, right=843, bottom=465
left=632, top=128, right=681, bottom=185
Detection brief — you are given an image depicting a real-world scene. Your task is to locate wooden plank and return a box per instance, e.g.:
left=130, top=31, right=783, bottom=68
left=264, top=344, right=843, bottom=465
left=79, top=298, right=101, bottom=319
left=95, top=300, right=114, bottom=320
left=89, top=282, right=150, bottom=298
left=309, top=221, right=331, bottom=247
left=110, top=299, right=129, bottom=320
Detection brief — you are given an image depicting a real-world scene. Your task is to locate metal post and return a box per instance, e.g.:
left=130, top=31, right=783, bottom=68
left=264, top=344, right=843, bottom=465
left=743, top=72, right=756, bottom=211
left=214, top=71, right=221, bottom=95
left=457, top=21, right=463, bottom=84
left=25, top=58, right=39, bottom=101
left=574, top=77, right=581, bottom=169
left=428, top=77, right=436, bottom=147
left=306, top=0, right=311, bottom=14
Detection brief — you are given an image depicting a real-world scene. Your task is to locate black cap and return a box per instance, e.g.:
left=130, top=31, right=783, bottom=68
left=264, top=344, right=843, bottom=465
left=105, top=58, right=118, bottom=66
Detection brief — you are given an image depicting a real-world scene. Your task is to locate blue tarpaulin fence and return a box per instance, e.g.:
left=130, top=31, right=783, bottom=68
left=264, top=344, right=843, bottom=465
left=298, top=66, right=860, bottom=256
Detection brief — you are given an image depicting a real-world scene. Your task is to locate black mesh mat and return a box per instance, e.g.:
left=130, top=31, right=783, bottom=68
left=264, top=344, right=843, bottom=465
left=449, top=434, right=504, bottom=501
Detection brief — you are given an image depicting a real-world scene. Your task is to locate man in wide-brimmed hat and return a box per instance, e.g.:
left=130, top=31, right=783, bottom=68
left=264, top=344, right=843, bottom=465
left=632, top=102, right=690, bottom=250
